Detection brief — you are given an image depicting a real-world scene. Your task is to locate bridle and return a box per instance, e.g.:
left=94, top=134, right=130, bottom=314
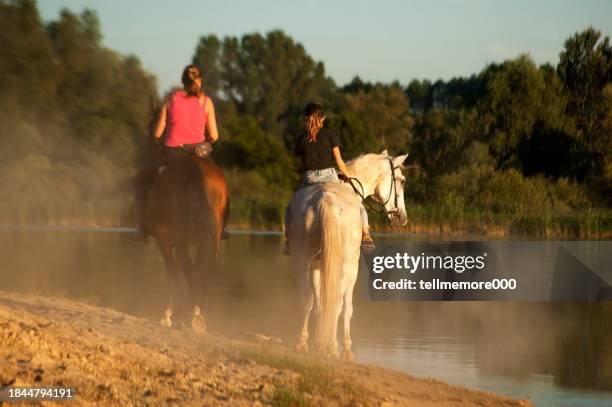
left=345, top=158, right=402, bottom=217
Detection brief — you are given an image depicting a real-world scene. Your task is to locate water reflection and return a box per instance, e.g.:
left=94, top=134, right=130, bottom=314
left=0, top=230, right=611, bottom=406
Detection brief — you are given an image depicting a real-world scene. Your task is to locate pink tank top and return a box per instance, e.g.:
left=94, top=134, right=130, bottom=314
left=164, top=91, right=208, bottom=147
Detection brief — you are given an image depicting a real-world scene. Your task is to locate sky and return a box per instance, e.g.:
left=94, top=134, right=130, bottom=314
left=38, top=0, right=612, bottom=94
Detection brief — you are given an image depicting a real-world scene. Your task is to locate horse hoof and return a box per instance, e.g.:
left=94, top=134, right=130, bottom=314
left=296, top=342, right=309, bottom=353
left=191, top=315, right=206, bottom=333
left=160, top=309, right=172, bottom=328
left=341, top=350, right=354, bottom=362
left=321, top=346, right=339, bottom=359
left=191, top=306, right=206, bottom=333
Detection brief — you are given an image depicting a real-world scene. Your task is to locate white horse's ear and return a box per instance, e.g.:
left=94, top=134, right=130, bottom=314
left=381, top=149, right=388, bottom=157
left=393, top=153, right=409, bottom=168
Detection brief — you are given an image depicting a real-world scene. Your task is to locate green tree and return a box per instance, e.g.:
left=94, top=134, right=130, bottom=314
left=558, top=27, right=612, bottom=142
left=216, top=110, right=297, bottom=188
left=192, top=34, right=222, bottom=98
left=557, top=27, right=611, bottom=197
left=0, top=2, right=157, bottom=225
left=477, top=55, right=567, bottom=168
left=192, top=30, right=334, bottom=136
left=0, top=0, right=59, bottom=113
left=338, top=81, right=414, bottom=155
left=405, top=79, right=432, bottom=112
left=411, top=109, right=475, bottom=177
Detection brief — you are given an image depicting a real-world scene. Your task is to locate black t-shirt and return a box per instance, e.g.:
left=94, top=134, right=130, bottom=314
left=295, top=128, right=340, bottom=171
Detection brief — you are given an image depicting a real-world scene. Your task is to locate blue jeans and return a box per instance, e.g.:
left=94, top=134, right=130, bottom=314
left=303, top=167, right=340, bottom=184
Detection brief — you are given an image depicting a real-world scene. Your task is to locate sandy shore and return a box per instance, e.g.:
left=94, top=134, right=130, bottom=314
left=0, top=291, right=531, bottom=406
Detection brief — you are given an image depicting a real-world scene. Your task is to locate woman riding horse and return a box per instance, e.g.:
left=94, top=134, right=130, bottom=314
left=153, top=64, right=218, bottom=162
left=136, top=64, right=228, bottom=239
left=283, top=103, right=374, bottom=254
left=140, top=65, right=230, bottom=331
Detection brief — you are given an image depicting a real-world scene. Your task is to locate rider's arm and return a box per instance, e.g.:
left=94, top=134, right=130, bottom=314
left=205, top=99, right=219, bottom=143
left=333, top=147, right=352, bottom=177
left=153, top=102, right=168, bottom=141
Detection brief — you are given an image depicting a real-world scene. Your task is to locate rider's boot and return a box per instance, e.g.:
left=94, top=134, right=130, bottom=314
left=361, top=227, right=375, bottom=253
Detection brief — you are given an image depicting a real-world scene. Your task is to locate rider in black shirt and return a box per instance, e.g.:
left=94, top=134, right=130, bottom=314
left=283, top=103, right=374, bottom=254
left=295, top=127, right=341, bottom=171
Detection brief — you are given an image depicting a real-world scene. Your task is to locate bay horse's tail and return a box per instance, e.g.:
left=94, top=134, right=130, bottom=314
left=313, top=192, right=343, bottom=355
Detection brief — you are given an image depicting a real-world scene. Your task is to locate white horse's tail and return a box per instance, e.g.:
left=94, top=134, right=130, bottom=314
left=313, top=193, right=342, bottom=355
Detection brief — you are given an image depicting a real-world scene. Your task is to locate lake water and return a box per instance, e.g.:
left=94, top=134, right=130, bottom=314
left=0, top=229, right=611, bottom=407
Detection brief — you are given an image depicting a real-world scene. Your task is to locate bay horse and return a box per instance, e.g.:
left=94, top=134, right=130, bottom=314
left=286, top=150, right=408, bottom=359
left=143, top=154, right=229, bottom=332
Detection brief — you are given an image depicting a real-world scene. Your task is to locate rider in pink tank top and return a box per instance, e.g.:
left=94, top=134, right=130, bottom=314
left=136, top=64, right=223, bottom=241
left=164, top=91, right=208, bottom=147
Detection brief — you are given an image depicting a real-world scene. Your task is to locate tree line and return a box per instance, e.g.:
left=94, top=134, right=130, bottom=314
left=0, top=0, right=610, bottom=236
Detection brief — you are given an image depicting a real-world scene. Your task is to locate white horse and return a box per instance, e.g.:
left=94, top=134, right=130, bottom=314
left=286, top=150, right=409, bottom=359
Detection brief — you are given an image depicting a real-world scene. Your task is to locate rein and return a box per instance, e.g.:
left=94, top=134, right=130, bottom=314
left=344, top=158, right=401, bottom=217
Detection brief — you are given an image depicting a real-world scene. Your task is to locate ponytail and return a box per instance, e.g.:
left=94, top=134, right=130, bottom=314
left=181, top=64, right=203, bottom=97
left=304, top=103, right=325, bottom=142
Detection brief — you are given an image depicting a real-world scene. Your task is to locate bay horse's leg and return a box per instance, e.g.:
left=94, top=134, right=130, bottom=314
left=156, top=233, right=178, bottom=328
left=181, top=158, right=227, bottom=334
left=176, top=243, right=207, bottom=334
left=293, top=255, right=313, bottom=352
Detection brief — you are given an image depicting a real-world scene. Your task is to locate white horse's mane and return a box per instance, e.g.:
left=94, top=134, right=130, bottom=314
left=347, top=152, right=399, bottom=167
left=346, top=153, right=377, bottom=165
left=346, top=153, right=390, bottom=191
left=347, top=153, right=383, bottom=171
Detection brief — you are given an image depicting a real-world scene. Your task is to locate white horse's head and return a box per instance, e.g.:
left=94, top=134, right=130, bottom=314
left=374, top=150, right=409, bottom=227
left=348, top=150, right=409, bottom=227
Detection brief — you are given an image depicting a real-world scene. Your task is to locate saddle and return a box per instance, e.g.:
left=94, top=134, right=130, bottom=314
left=156, top=141, right=213, bottom=174
left=183, top=141, right=213, bottom=158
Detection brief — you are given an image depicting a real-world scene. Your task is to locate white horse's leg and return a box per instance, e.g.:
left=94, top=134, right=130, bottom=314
left=297, top=293, right=313, bottom=352
left=340, top=247, right=359, bottom=360
left=293, top=256, right=314, bottom=351
left=341, top=287, right=355, bottom=361
left=329, top=294, right=343, bottom=357
left=311, top=264, right=321, bottom=314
